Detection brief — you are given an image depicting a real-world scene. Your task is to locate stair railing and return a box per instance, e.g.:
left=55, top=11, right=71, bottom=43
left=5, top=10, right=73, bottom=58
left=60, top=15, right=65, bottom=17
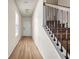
left=43, top=2, right=70, bottom=59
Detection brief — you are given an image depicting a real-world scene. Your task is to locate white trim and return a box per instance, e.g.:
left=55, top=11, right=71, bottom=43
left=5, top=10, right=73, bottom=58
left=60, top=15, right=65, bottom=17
left=45, top=3, right=70, bottom=12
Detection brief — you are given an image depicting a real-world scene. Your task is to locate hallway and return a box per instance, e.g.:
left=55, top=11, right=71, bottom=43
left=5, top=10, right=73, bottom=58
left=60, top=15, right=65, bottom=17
left=9, top=37, right=43, bottom=59
left=8, top=0, right=70, bottom=59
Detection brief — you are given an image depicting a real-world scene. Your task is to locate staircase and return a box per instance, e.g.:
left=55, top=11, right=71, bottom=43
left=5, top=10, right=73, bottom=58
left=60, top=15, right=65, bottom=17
left=47, top=20, right=70, bottom=54
left=43, top=2, right=70, bottom=59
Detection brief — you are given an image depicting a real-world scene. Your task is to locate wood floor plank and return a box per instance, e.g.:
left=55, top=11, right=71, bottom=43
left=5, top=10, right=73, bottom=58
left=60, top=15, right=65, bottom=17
left=9, top=37, right=43, bottom=59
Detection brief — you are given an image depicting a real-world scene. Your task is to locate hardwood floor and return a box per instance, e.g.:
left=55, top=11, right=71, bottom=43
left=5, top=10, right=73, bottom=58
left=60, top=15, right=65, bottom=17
left=9, top=36, right=43, bottom=59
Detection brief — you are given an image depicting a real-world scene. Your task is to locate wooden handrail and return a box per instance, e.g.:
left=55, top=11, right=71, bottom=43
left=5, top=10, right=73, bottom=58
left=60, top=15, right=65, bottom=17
left=44, top=2, right=70, bottom=12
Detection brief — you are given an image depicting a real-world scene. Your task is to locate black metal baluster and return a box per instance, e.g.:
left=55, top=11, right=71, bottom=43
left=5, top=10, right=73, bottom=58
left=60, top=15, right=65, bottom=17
left=60, top=10, right=63, bottom=52
left=43, top=3, right=47, bottom=29
left=45, top=6, right=48, bottom=29
left=49, top=7, right=51, bottom=34
left=48, top=7, right=50, bottom=31
left=47, top=6, right=49, bottom=31
left=48, top=7, right=50, bottom=28
left=56, top=9, right=59, bottom=46
left=65, top=11, right=69, bottom=59
left=50, top=7, right=52, bottom=31
left=51, top=8, right=54, bottom=37
left=43, top=3, right=45, bottom=27
left=53, top=8, right=56, bottom=41
left=53, top=8, right=58, bottom=41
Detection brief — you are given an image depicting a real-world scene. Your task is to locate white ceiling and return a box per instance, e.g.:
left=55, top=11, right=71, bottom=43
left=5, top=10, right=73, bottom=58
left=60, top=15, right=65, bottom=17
left=15, top=0, right=38, bottom=16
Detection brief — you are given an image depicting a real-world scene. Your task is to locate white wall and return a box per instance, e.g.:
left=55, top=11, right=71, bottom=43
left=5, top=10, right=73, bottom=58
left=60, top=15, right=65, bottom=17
left=22, top=16, right=32, bottom=36
left=46, top=0, right=58, bottom=4
left=58, top=0, right=70, bottom=7
left=32, top=0, right=61, bottom=59
left=8, top=0, right=22, bottom=57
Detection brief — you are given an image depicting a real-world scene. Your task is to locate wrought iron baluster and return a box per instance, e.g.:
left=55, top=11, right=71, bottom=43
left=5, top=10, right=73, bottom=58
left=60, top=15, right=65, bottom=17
left=60, top=10, right=63, bottom=52
left=45, top=6, right=48, bottom=29
left=48, top=7, right=50, bottom=31
left=65, top=11, right=69, bottom=59
left=50, top=7, right=52, bottom=31
left=56, top=9, right=59, bottom=46
left=43, top=3, right=46, bottom=27
left=47, top=6, right=49, bottom=31
left=49, top=7, right=51, bottom=34
left=53, top=8, right=56, bottom=41
left=51, top=8, right=54, bottom=37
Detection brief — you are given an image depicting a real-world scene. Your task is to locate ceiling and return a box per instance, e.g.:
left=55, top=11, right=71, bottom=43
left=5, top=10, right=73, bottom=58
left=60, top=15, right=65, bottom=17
left=15, top=0, right=38, bottom=16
